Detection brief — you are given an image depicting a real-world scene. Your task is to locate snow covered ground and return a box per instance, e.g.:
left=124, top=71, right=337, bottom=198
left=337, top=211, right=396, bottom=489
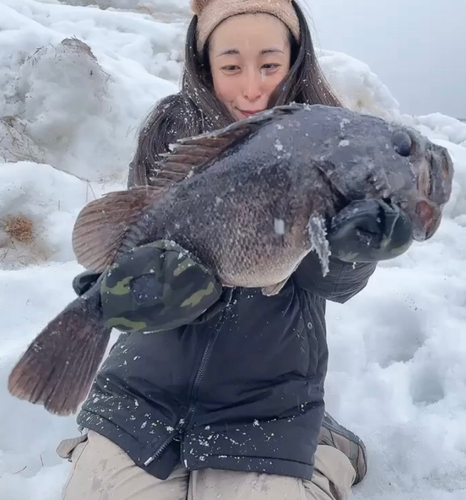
left=1, top=1, right=465, bottom=499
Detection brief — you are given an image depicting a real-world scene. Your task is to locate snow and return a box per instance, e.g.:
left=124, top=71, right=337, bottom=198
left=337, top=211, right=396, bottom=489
left=0, top=1, right=465, bottom=499
left=318, top=49, right=401, bottom=122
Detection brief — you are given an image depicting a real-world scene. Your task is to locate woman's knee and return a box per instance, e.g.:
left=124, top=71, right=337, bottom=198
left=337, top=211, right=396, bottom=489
left=59, top=431, right=189, bottom=500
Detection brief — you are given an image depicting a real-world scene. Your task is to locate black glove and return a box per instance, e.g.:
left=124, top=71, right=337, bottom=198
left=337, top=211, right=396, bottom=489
left=72, top=240, right=225, bottom=333
left=327, top=199, right=414, bottom=263
left=73, top=270, right=101, bottom=296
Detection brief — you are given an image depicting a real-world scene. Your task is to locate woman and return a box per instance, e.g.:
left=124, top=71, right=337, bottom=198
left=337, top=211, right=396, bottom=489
left=58, top=1, right=391, bottom=498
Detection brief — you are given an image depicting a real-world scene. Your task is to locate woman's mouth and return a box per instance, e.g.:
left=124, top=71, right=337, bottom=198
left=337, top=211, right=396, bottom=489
left=238, top=109, right=264, bottom=118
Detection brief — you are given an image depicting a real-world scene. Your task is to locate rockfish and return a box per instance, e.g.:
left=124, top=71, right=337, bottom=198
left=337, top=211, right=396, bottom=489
left=8, top=104, right=454, bottom=416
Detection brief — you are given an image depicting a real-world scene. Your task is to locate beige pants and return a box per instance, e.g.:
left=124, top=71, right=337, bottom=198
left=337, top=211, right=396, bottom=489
left=61, top=431, right=355, bottom=500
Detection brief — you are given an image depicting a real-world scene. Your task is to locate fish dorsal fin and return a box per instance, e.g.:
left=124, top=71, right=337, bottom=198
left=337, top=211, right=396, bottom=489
left=72, top=186, right=163, bottom=272
left=148, top=104, right=302, bottom=190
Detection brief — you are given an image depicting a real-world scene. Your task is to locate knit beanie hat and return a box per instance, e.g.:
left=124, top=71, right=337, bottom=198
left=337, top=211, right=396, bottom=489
left=191, top=0, right=300, bottom=53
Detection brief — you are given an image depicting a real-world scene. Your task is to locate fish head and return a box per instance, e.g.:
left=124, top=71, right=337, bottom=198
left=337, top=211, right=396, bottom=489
left=297, top=106, right=454, bottom=242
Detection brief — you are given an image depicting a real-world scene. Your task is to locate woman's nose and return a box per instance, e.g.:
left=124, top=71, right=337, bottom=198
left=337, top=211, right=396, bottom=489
left=242, top=72, right=262, bottom=102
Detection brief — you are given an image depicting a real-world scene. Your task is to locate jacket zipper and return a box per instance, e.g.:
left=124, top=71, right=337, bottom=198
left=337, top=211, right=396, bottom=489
left=143, top=420, right=185, bottom=466
left=144, top=292, right=232, bottom=467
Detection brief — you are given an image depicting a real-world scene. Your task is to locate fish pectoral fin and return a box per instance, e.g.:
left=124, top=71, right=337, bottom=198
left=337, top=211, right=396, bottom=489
left=72, top=187, right=163, bottom=272
left=150, top=104, right=303, bottom=191
left=262, top=277, right=290, bottom=297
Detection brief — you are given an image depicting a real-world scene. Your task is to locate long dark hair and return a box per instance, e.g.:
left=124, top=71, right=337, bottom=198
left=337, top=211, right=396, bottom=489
left=128, top=0, right=342, bottom=187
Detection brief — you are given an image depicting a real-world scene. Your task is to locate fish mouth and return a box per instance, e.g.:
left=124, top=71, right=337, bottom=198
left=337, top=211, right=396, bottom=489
left=410, top=142, right=453, bottom=241
left=422, top=147, right=453, bottom=202
left=412, top=199, right=442, bottom=241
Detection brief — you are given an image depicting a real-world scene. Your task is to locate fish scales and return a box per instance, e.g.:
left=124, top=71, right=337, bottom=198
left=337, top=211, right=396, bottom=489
left=127, top=150, right=329, bottom=289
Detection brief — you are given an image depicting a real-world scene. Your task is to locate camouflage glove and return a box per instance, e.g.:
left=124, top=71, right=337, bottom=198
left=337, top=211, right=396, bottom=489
left=72, top=240, right=224, bottom=333
left=327, top=199, right=414, bottom=263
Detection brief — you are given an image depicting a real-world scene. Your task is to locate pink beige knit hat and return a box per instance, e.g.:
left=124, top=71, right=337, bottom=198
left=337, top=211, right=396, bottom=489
left=190, top=0, right=300, bottom=53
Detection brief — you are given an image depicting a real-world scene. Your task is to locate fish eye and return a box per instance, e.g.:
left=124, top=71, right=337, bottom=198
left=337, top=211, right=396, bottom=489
left=392, top=131, right=412, bottom=157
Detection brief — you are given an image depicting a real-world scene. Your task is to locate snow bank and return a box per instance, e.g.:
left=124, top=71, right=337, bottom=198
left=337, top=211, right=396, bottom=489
left=1, top=0, right=182, bottom=183
left=0, top=263, right=86, bottom=500
left=319, top=54, right=466, bottom=495
left=61, top=0, right=191, bottom=20
left=61, top=0, right=188, bottom=8
left=324, top=221, right=466, bottom=499
left=318, top=49, right=401, bottom=120
left=1, top=1, right=466, bottom=500
left=407, top=113, right=466, bottom=147
left=0, top=162, right=106, bottom=269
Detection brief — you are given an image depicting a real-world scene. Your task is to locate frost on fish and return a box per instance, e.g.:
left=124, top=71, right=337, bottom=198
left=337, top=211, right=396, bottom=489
left=274, top=139, right=284, bottom=152
left=307, top=216, right=331, bottom=276
left=340, top=118, right=351, bottom=131
left=274, top=218, right=285, bottom=235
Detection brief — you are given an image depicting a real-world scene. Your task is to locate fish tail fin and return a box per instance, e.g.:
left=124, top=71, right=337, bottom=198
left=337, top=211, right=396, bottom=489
left=8, top=293, right=111, bottom=416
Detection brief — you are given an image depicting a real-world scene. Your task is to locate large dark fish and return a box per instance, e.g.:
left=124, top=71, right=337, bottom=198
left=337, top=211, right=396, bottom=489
left=8, top=104, right=453, bottom=416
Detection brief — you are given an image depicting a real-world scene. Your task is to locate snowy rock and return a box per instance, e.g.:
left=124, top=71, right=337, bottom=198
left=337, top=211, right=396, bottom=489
left=4, top=38, right=120, bottom=181
left=0, top=3, right=181, bottom=183
left=0, top=116, right=48, bottom=164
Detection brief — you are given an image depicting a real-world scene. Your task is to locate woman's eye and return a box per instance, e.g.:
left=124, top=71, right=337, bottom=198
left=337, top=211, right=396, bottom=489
left=222, top=65, right=239, bottom=72
left=262, top=64, right=280, bottom=71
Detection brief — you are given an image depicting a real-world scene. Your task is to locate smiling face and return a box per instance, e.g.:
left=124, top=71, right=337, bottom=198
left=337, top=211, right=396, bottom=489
left=208, top=13, right=292, bottom=121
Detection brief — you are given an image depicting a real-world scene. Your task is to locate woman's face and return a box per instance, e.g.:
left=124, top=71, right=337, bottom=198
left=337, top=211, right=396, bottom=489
left=208, top=13, right=292, bottom=122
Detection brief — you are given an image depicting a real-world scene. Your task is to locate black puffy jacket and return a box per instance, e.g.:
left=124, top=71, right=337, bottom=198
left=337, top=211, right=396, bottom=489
left=77, top=252, right=376, bottom=481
